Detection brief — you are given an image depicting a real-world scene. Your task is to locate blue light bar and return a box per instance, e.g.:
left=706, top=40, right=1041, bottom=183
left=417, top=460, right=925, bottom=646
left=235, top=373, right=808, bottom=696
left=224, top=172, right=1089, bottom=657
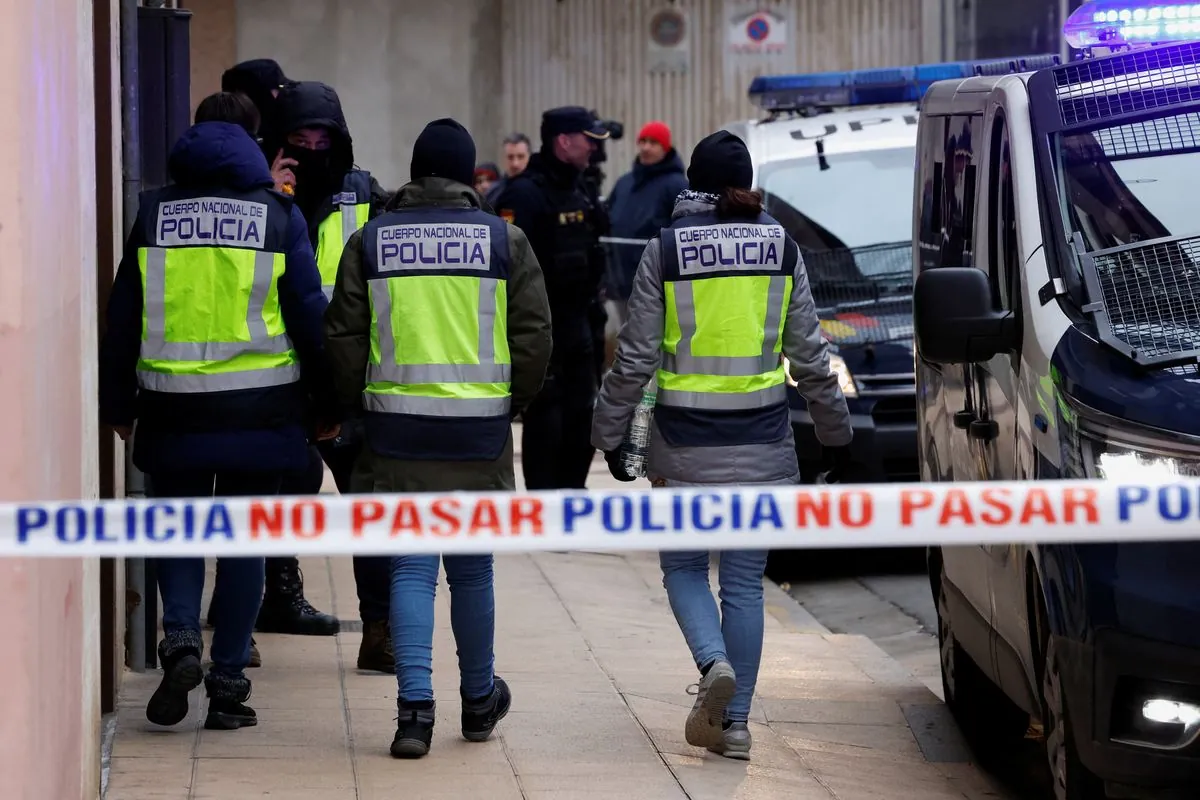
left=748, top=57, right=1061, bottom=112
left=1064, top=1, right=1200, bottom=50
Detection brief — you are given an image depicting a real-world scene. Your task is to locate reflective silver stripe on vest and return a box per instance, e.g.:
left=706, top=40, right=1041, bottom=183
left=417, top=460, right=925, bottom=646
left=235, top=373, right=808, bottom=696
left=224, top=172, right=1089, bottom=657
left=657, top=383, right=787, bottom=410
left=662, top=276, right=789, bottom=377
left=136, top=363, right=301, bottom=394
left=363, top=394, right=510, bottom=417
left=141, top=247, right=294, bottom=362
left=322, top=285, right=335, bottom=301
left=369, top=275, right=511, bottom=410
left=341, top=201, right=360, bottom=245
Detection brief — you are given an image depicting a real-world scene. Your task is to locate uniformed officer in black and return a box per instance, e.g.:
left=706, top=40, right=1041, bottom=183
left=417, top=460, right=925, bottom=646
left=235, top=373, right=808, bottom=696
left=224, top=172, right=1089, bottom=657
left=494, top=107, right=609, bottom=490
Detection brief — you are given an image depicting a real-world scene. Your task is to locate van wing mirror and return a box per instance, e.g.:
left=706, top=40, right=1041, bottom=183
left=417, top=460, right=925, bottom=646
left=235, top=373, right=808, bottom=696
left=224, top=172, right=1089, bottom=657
left=914, top=267, right=1017, bottom=364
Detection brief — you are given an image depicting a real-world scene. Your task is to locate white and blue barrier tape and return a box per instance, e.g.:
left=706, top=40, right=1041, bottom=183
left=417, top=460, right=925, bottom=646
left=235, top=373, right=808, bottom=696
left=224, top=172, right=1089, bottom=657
left=2, top=479, right=1198, bottom=556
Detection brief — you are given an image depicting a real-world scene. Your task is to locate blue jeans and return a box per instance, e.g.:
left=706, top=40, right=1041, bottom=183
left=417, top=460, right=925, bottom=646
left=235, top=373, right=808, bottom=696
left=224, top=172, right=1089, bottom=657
left=389, top=554, right=495, bottom=704
left=659, top=549, right=770, bottom=723
left=150, top=470, right=279, bottom=679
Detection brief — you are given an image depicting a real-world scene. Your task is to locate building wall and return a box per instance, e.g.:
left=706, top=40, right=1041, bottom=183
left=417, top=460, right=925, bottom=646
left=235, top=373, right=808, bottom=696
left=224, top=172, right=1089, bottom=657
left=211, top=0, right=929, bottom=192
left=235, top=0, right=503, bottom=190
left=0, top=0, right=102, bottom=796
left=500, top=0, right=927, bottom=189
left=181, top=0, right=237, bottom=113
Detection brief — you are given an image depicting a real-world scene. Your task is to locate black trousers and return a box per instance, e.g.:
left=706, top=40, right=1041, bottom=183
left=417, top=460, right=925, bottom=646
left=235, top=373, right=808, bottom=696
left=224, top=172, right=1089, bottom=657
left=277, top=439, right=391, bottom=624
left=521, top=359, right=597, bottom=490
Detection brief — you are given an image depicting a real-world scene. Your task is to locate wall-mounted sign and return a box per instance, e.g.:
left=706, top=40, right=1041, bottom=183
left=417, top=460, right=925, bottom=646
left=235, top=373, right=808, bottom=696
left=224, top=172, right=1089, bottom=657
left=727, top=4, right=788, bottom=55
left=648, top=7, right=690, bottom=74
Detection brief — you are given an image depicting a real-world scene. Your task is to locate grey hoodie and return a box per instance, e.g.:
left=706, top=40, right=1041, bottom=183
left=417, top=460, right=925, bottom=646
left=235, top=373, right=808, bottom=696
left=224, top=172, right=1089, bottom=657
left=590, top=194, right=852, bottom=485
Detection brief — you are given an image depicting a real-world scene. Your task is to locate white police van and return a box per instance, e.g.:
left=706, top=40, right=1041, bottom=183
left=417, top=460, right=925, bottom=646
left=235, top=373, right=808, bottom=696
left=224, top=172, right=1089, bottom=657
left=914, top=3, right=1200, bottom=797
left=725, top=62, right=1049, bottom=488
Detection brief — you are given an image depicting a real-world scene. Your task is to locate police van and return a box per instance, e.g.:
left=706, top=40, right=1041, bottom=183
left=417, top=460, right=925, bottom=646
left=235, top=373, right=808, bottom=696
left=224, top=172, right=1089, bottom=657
left=913, top=4, right=1200, bottom=797
left=725, top=65, right=991, bottom=487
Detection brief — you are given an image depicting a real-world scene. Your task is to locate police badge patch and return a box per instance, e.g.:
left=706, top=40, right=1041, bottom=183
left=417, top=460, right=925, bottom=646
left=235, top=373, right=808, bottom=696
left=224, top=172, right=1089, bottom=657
left=499, top=209, right=515, bottom=224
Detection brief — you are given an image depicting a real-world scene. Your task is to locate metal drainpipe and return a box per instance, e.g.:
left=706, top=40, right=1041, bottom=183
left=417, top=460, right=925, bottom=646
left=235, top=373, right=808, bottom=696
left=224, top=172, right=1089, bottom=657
left=120, top=0, right=147, bottom=673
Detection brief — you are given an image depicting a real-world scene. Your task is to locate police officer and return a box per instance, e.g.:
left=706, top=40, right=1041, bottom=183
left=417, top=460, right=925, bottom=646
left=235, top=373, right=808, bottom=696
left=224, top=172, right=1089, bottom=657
left=253, top=81, right=397, bottom=673
left=591, top=131, right=853, bottom=761
left=494, top=107, right=609, bottom=489
left=324, top=118, right=552, bottom=758
left=99, top=92, right=337, bottom=731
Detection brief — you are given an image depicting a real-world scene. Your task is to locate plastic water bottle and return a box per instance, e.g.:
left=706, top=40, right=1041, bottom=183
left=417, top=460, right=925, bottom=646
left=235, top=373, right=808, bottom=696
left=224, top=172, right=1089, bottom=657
left=620, top=385, right=656, bottom=478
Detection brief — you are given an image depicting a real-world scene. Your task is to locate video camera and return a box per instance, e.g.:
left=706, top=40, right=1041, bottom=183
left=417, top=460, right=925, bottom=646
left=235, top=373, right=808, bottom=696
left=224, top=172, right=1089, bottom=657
left=588, top=111, right=624, bottom=168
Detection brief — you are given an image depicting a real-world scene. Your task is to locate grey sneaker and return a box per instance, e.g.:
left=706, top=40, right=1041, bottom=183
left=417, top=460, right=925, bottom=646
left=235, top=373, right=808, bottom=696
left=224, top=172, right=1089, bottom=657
left=685, top=660, right=737, bottom=748
left=708, top=721, right=752, bottom=760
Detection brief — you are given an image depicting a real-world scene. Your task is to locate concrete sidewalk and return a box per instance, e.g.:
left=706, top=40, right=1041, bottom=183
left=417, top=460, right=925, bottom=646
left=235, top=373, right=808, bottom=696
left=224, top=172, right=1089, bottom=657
left=104, top=547, right=1014, bottom=800
left=103, top=440, right=1012, bottom=799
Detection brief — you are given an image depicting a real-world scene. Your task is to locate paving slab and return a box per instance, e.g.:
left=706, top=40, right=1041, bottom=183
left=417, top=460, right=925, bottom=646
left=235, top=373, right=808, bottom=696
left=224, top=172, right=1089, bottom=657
left=104, top=451, right=1000, bottom=800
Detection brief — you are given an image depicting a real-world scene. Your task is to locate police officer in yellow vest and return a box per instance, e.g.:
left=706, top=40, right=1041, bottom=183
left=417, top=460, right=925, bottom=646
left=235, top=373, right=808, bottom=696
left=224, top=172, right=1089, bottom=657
left=98, top=92, right=339, bottom=732
left=591, top=131, right=853, bottom=761
left=254, top=81, right=396, bottom=666
left=325, top=119, right=552, bottom=758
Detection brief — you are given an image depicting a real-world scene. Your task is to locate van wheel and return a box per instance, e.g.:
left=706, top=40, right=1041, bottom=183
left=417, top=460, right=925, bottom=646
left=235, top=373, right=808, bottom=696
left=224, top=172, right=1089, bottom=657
left=1037, top=600, right=1105, bottom=799
left=936, top=562, right=1029, bottom=744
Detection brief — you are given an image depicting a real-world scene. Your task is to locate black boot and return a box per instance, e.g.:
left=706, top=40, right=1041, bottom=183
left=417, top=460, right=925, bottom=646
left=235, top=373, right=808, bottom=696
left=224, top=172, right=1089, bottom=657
left=204, top=673, right=257, bottom=731
left=256, top=556, right=340, bottom=636
left=357, top=620, right=394, bottom=674
left=391, top=701, right=435, bottom=758
left=146, top=630, right=204, bottom=727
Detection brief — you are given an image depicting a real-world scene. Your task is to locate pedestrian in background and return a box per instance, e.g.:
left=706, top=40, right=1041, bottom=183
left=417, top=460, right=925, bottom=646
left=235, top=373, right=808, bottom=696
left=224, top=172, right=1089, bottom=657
left=590, top=131, right=853, bottom=760
left=485, top=131, right=531, bottom=205
left=324, top=118, right=552, bottom=758
left=493, top=107, right=609, bottom=490
left=257, top=81, right=396, bottom=673
left=605, top=120, right=688, bottom=328
left=474, top=162, right=500, bottom=199
left=99, top=92, right=338, bottom=731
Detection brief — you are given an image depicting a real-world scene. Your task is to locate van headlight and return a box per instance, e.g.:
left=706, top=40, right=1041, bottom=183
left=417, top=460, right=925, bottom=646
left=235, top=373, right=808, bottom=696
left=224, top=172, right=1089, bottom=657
left=782, top=354, right=857, bottom=398
left=1078, top=418, right=1200, bottom=480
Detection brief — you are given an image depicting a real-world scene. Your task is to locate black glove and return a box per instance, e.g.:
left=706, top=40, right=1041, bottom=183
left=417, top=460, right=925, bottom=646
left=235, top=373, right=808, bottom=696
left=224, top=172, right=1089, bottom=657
left=604, top=449, right=637, bottom=482
left=821, top=445, right=854, bottom=484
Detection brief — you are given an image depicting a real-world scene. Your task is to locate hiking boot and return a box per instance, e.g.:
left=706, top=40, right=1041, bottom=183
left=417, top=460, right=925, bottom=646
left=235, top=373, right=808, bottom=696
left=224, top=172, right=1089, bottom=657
left=204, top=673, right=257, bottom=731
left=390, top=701, right=435, bottom=759
left=461, top=676, right=512, bottom=743
left=707, top=721, right=752, bottom=760
left=357, top=620, right=394, bottom=674
left=146, top=630, right=205, bottom=727
left=248, top=637, right=262, bottom=669
left=256, top=557, right=339, bottom=636
left=684, top=660, right=736, bottom=748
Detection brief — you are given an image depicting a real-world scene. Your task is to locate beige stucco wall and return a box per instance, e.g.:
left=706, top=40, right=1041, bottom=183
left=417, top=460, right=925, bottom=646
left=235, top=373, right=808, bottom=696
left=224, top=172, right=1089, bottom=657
left=0, top=0, right=102, bottom=797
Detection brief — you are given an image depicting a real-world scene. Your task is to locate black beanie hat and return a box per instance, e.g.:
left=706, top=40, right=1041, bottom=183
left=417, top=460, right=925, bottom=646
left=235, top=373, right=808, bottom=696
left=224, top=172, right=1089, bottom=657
left=410, top=118, right=477, bottom=187
left=686, top=131, right=754, bottom=195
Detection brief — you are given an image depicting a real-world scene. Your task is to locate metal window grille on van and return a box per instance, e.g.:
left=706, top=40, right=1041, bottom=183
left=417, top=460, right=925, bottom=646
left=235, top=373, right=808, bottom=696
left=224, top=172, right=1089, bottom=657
left=1029, top=41, right=1200, bottom=369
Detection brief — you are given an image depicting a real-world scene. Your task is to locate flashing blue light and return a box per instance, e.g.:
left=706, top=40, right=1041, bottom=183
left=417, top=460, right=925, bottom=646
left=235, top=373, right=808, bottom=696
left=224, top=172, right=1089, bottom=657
left=748, top=57, right=1060, bottom=112
left=1064, top=1, right=1200, bottom=50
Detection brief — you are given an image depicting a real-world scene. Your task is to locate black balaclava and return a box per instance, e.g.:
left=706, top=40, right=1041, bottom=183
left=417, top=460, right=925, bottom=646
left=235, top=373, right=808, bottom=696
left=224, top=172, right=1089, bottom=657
left=285, top=136, right=341, bottom=215
left=410, top=118, right=477, bottom=187
left=686, top=131, right=754, bottom=195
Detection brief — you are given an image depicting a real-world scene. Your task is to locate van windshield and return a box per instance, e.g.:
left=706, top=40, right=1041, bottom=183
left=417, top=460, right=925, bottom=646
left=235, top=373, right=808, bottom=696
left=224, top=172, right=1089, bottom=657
left=1056, top=112, right=1200, bottom=363
left=758, top=146, right=916, bottom=267
left=1058, top=112, right=1200, bottom=254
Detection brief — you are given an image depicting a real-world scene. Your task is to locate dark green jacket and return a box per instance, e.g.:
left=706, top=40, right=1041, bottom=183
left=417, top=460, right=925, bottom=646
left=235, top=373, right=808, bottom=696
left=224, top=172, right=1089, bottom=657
left=324, top=176, right=553, bottom=445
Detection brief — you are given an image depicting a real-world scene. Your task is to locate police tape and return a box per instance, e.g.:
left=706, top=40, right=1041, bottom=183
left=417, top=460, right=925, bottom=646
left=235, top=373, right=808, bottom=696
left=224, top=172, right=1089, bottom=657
left=3, top=478, right=1200, bottom=557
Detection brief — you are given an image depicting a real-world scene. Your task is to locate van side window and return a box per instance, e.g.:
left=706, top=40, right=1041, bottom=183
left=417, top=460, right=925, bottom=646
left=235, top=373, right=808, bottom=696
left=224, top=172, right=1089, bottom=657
left=916, top=116, right=947, bottom=270
left=939, top=115, right=982, bottom=269
left=988, top=114, right=1019, bottom=311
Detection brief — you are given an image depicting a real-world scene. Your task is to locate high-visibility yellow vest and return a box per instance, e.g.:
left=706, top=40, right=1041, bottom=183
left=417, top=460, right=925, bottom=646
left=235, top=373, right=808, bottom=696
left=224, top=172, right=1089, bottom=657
left=136, top=189, right=300, bottom=395
left=654, top=212, right=797, bottom=446
left=315, top=169, right=373, bottom=299
left=359, top=206, right=513, bottom=460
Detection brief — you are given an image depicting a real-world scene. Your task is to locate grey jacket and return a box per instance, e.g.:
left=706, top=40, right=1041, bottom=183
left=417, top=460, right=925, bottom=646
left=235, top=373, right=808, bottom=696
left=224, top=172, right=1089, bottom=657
left=590, top=196, right=852, bottom=485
